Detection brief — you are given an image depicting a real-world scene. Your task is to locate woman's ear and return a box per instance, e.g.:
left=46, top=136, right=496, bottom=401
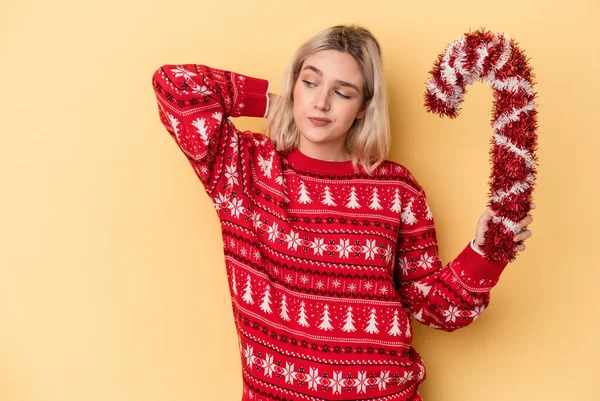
left=356, top=100, right=369, bottom=119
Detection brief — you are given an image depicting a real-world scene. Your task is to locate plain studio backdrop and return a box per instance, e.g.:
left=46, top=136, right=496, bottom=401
left=1, top=1, right=598, bottom=400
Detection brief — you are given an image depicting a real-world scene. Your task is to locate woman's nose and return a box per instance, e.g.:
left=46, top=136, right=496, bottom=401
left=314, top=88, right=330, bottom=111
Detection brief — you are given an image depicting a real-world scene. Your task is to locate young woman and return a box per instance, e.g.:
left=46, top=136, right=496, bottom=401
left=152, top=25, right=533, bottom=401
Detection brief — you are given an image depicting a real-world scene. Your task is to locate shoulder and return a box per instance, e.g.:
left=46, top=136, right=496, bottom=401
left=373, top=159, right=424, bottom=195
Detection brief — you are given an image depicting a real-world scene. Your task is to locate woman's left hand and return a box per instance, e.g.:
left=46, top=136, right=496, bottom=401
left=474, top=202, right=536, bottom=253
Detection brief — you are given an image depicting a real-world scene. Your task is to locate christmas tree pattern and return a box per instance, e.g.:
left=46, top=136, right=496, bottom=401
left=318, top=305, right=334, bottom=331
left=346, top=187, right=361, bottom=209
left=231, top=266, right=238, bottom=296
left=242, top=275, right=254, bottom=305
left=364, top=308, right=380, bottom=334
left=279, top=294, right=290, bottom=321
left=401, top=197, right=418, bottom=225
left=388, top=310, right=402, bottom=336
left=425, top=202, right=433, bottom=220
left=298, top=180, right=312, bottom=204
left=390, top=188, right=401, bottom=213
left=369, top=188, right=382, bottom=210
left=321, top=186, right=337, bottom=207
left=257, top=152, right=274, bottom=178
left=260, top=285, right=272, bottom=313
left=297, top=301, right=310, bottom=327
left=341, top=306, right=356, bottom=333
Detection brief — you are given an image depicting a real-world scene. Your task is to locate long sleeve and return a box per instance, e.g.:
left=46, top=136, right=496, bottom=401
left=152, top=64, right=269, bottom=194
left=395, top=185, right=508, bottom=332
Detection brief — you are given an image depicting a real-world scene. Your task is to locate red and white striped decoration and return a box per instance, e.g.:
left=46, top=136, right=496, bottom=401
left=424, top=30, right=538, bottom=264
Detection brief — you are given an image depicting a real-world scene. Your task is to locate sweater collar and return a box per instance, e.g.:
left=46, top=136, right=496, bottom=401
left=285, top=148, right=360, bottom=175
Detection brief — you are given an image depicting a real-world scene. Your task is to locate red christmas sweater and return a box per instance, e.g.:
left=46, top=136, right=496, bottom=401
left=152, top=64, right=508, bottom=401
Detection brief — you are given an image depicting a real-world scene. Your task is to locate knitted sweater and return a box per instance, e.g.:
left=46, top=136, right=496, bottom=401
left=152, top=64, right=508, bottom=401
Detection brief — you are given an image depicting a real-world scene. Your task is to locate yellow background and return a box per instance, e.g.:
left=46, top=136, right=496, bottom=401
left=1, top=0, right=598, bottom=400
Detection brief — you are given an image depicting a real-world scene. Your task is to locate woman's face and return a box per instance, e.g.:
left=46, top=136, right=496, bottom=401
left=292, top=50, right=366, bottom=151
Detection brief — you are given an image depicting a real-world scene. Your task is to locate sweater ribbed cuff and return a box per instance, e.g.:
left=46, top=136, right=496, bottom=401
left=449, top=242, right=508, bottom=293
left=233, top=74, right=270, bottom=118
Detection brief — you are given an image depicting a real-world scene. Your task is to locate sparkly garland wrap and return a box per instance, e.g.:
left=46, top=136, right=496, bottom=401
left=424, top=30, right=538, bottom=264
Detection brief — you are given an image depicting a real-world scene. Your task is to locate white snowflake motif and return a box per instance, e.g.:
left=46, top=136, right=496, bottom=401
left=397, top=257, right=409, bottom=275
left=380, top=286, right=388, bottom=295
left=266, top=222, right=279, bottom=243
left=362, top=239, right=378, bottom=260
left=284, top=274, right=293, bottom=284
left=285, top=230, right=302, bottom=251
left=191, top=83, right=212, bottom=96
left=251, top=211, right=261, bottom=229
left=199, top=165, right=209, bottom=176
left=418, top=252, right=435, bottom=269
left=397, top=371, right=414, bottom=386
left=229, top=197, right=245, bottom=219
left=253, top=250, right=262, bottom=260
left=348, top=283, right=357, bottom=292
left=310, top=237, right=328, bottom=256
left=272, top=266, right=279, bottom=275
left=332, top=371, right=344, bottom=395
left=363, top=282, right=373, bottom=291
left=394, top=165, right=403, bottom=173
left=315, top=281, right=324, bottom=289
left=225, top=164, right=238, bottom=185
left=332, top=279, right=341, bottom=289
left=213, top=192, right=229, bottom=211
left=379, top=166, right=388, bottom=175
left=240, top=248, right=248, bottom=257
left=442, top=305, right=462, bottom=323
left=229, top=238, right=237, bottom=248
left=238, top=103, right=245, bottom=109
left=300, top=275, right=309, bottom=284
left=171, top=66, right=197, bottom=79
left=357, top=371, right=368, bottom=394
left=337, top=238, right=352, bottom=258
left=469, top=305, right=485, bottom=319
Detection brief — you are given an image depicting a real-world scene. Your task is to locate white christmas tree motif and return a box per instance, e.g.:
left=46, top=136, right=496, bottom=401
left=341, top=306, right=356, bottom=333
left=297, top=302, right=310, bottom=327
left=231, top=267, right=238, bottom=295
left=345, top=187, right=361, bottom=209
left=369, top=188, right=382, bottom=210
left=401, top=197, right=418, bottom=225
left=425, top=202, right=433, bottom=220
left=242, top=275, right=254, bottom=304
left=211, top=111, right=223, bottom=123
left=413, top=309, right=425, bottom=323
left=413, top=282, right=432, bottom=297
left=405, top=320, right=411, bottom=337
left=388, top=310, right=402, bottom=336
left=321, top=186, right=337, bottom=206
left=297, top=181, right=312, bottom=204
left=364, top=308, right=380, bottom=334
left=390, top=188, right=401, bottom=213
left=257, top=152, right=274, bottom=178
left=318, top=305, right=334, bottom=331
left=191, top=117, right=209, bottom=145
left=260, top=285, right=272, bottom=313
left=166, top=113, right=180, bottom=138
left=279, top=294, right=290, bottom=321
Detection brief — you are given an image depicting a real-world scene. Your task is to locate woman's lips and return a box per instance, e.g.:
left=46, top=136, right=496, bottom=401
left=308, top=117, right=331, bottom=127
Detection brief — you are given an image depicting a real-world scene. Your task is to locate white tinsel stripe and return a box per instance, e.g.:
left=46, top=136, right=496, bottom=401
left=492, top=215, right=523, bottom=234
left=485, top=71, right=535, bottom=96
left=493, top=134, right=537, bottom=169
left=494, top=36, right=512, bottom=71
left=490, top=173, right=535, bottom=203
left=493, top=99, right=536, bottom=131
left=426, top=78, right=449, bottom=103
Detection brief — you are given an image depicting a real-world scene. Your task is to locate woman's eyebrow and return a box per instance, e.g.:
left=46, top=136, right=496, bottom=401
left=301, top=65, right=361, bottom=93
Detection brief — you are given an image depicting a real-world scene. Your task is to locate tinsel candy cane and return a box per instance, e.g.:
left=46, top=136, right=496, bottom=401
left=424, top=29, right=538, bottom=264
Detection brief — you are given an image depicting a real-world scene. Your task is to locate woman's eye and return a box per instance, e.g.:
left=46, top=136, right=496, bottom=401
left=335, top=91, right=351, bottom=99
left=302, top=80, right=316, bottom=88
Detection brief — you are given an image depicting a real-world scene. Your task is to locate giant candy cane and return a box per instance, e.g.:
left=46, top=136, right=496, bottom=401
left=424, top=30, right=538, bottom=264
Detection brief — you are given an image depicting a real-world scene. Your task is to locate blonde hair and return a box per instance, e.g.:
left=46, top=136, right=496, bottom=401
left=267, top=25, right=390, bottom=175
